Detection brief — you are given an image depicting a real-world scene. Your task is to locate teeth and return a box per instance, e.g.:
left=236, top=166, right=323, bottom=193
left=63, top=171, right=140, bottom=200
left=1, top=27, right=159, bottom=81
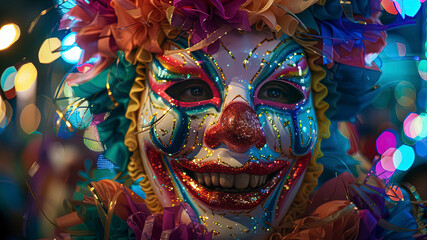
left=234, top=173, right=250, bottom=189
left=194, top=172, right=269, bottom=189
left=196, top=173, right=204, bottom=185
left=250, top=175, right=259, bottom=188
left=259, top=175, right=266, bottom=186
left=211, top=173, right=219, bottom=186
left=220, top=173, right=234, bottom=188
left=203, top=173, right=212, bottom=186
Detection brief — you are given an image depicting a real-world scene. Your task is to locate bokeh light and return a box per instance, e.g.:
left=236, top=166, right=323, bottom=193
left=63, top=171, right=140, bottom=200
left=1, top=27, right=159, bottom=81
left=418, top=113, right=427, bottom=138
left=381, top=148, right=397, bottom=172
left=381, top=0, right=398, bottom=14
left=403, top=112, right=427, bottom=140
left=0, top=97, right=6, bottom=134
left=61, top=32, right=82, bottom=64
left=39, top=38, right=62, bottom=64
left=0, top=23, right=20, bottom=50
left=395, top=101, right=416, bottom=122
left=394, top=81, right=416, bottom=107
left=376, top=130, right=397, bottom=155
left=404, top=113, right=422, bottom=138
left=0, top=66, right=17, bottom=99
left=15, top=63, right=37, bottom=92
left=375, top=158, right=395, bottom=179
left=384, top=42, right=407, bottom=59
left=394, top=145, right=415, bottom=171
left=419, top=60, right=427, bottom=81
left=20, top=104, right=41, bottom=134
left=392, top=0, right=422, bottom=18
left=415, top=138, right=427, bottom=157
left=3, top=99, right=13, bottom=128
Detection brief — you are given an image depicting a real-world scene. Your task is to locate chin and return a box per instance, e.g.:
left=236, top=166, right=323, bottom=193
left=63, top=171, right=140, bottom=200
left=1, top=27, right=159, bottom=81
left=140, top=143, right=311, bottom=239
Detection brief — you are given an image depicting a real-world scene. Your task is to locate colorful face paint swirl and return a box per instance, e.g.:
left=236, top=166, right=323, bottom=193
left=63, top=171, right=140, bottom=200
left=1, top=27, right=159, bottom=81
left=137, top=30, right=317, bottom=239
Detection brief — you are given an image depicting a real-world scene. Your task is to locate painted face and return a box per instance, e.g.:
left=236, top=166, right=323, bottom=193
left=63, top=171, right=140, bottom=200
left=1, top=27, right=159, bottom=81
left=137, top=30, right=317, bottom=239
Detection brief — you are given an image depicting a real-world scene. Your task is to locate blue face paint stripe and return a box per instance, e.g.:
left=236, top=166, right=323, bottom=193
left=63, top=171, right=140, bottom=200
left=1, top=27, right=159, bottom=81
left=148, top=91, right=189, bottom=154
left=152, top=58, right=192, bottom=80
left=162, top=155, right=202, bottom=224
left=264, top=161, right=294, bottom=224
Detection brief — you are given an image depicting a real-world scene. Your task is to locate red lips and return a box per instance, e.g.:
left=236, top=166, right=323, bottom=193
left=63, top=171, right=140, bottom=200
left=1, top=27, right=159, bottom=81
left=175, top=159, right=288, bottom=175
left=172, top=160, right=290, bottom=210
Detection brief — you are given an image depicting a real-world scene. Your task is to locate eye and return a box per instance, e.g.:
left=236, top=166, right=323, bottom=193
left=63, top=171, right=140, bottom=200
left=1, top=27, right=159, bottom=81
left=257, top=80, right=304, bottom=104
left=165, top=79, right=214, bottom=102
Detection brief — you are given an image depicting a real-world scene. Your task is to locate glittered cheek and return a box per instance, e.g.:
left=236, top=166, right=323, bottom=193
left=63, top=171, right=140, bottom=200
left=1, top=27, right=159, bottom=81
left=292, top=108, right=318, bottom=155
left=139, top=91, right=187, bottom=154
left=258, top=112, right=293, bottom=155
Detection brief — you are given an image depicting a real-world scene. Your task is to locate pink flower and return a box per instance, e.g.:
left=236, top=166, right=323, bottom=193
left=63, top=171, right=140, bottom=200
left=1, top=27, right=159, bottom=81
left=170, top=0, right=250, bottom=53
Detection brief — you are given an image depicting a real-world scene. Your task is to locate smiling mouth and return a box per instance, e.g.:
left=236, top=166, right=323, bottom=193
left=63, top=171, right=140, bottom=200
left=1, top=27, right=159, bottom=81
left=171, top=160, right=291, bottom=209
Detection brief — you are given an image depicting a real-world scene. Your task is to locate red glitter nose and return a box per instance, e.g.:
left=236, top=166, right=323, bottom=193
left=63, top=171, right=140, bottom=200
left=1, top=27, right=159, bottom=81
left=204, top=101, right=266, bottom=153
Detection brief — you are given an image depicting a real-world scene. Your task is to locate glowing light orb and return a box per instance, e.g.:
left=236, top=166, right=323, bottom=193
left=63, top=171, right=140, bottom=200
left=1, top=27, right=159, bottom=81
left=415, top=138, right=427, bottom=157
left=375, top=159, right=395, bottom=179
left=403, top=113, right=425, bottom=139
left=394, top=81, right=416, bottom=107
left=418, top=113, right=427, bottom=138
left=20, top=104, right=41, bottom=134
left=381, top=148, right=397, bottom=172
left=394, top=145, right=415, bottom=171
left=39, top=38, right=62, bottom=64
left=0, top=23, right=20, bottom=50
left=15, top=63, right=37, bottom=92
left=376, top=130, right=398, bottom=155
left=384, top=42, right=407, bottom=59
left=1, top=66, right=17, bottom=99
left=0, top=97, right=6, bottom=126
left=418, top=60, right=427, bottom=81
left=381, top=0, right=398, bottom=14
left=61, top=32, right=82, bottom=64
left=401, top=0, right=422, bottom=17
left=392, top=0, right=422, bottom=18
left=1, top=100, right=12, bottom=128
left=0, top=114, right=6, bottom=135
left=0, top=97, right=13, bottom=135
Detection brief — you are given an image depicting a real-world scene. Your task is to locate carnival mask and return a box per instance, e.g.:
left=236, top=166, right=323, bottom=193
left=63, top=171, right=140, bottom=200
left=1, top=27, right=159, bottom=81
left=137, top=30, right=318, bottom=239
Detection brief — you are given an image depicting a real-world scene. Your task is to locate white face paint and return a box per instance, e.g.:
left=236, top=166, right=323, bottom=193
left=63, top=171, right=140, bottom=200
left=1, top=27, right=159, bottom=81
left=137, top=30, right=317, bottom=239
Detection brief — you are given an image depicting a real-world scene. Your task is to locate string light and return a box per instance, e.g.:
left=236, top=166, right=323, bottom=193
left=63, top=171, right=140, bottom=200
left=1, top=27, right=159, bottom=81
left=0, top=23, right=20, bottom=50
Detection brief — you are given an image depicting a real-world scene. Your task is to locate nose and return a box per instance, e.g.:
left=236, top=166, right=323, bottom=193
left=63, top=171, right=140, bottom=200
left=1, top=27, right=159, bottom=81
left=204, top=101, right=266, bottom=153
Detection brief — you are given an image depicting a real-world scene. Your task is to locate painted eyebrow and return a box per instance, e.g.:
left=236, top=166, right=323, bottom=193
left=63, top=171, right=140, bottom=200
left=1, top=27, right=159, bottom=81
left=250, top=40, right=306, bottom=87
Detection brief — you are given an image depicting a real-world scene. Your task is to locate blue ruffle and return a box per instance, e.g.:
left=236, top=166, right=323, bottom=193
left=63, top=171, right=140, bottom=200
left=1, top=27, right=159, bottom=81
left=71, top=53, right=136, bottom=171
